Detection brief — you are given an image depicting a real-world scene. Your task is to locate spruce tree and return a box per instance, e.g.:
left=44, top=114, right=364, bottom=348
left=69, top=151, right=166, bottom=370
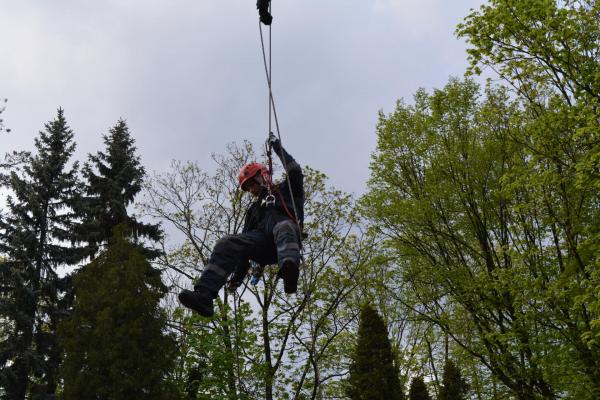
left=59, top=225, right=178, bottom=399
left=408, top=377, right=431, bottom=400
left=0, top=109, right=83, bottom=399
left=439, top=360, right=468, bottom=400
left=78, top=119, right=160, bottom=258
left=347, top=304, right=404, bottom=400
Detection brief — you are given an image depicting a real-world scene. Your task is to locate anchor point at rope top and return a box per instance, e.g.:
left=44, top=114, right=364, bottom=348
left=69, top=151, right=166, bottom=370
left=257, top=0, right=272, bottom=25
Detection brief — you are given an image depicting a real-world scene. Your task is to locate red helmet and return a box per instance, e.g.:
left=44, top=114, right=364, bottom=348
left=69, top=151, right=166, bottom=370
left=238, top=162, right=271, bottom=190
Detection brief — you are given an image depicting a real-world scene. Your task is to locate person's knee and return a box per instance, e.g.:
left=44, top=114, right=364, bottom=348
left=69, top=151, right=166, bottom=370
left=214, top=235, right=235, bottom=252
left=273, top=220, right=298, bottom=240
left=274, top=220, right=301, bottom=263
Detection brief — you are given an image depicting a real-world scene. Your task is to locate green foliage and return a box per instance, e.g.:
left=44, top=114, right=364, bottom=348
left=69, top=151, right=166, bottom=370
left=172, top=300, right=264, bottom=400
left=283, top=166, right=366, bottom=399
left=439, top=360, right=468, bottom=400
left=78, top=119, right=161, bottom=259
left=455, top=1, right=600, bottom=397
left=457, top=0, right=600, bottom=102
left=347, top=304, right=404, bottom=400
left=362, top=75, right=599, bottom=398
left=59, top=225, right=178, bottom=399
left=408, top=377, right=431, bottom=400
left=0, top=109, right=83, bottom=399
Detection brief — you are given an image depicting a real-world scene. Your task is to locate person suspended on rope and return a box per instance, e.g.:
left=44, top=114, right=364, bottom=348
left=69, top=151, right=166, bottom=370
left=178, top=133, right=304, bottom=317
left=257, top=0, right=272, bottom=25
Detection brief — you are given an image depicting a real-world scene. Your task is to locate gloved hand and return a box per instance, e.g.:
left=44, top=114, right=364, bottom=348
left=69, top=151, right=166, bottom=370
left=267, top=132, right=280, bottom=150
left=226, top=278, right=242, bottom=292
left=227, top=260, right=250, bottom=291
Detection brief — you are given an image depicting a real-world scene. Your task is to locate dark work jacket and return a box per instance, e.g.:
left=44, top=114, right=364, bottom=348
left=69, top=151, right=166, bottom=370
left=227, top=146, right=303, bottom=284
left=242, top=146, right=304, bottom=234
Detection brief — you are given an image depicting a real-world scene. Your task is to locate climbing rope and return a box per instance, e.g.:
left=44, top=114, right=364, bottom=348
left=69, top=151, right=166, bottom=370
left=258, top=4, right=301, bottom=228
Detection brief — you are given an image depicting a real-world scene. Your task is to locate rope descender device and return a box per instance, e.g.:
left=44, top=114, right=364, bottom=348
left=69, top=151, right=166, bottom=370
left=263, top=137, right=276, bottom=206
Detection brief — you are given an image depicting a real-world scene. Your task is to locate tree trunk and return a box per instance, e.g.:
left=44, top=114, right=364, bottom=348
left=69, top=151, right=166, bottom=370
left=220, top=291, right=238, bottom=397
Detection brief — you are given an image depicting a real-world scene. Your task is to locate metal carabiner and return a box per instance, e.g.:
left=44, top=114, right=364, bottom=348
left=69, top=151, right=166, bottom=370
left=263, top=194, right=276, bottom=206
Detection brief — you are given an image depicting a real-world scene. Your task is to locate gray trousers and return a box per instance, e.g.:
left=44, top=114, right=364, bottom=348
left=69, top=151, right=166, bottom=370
left=196, top=219, right=301, bottom=293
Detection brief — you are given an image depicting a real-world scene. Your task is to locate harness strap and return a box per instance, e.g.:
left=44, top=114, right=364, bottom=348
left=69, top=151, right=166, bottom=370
left=276, top=188, right=297, bottom=223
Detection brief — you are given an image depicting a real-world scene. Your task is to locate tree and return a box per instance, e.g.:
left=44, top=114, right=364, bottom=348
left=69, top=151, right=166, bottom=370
left=362, top=76, right=600, bottom=398
left=457, top=1, right=600, bottom=397
left=347, top=304, right=404, bottom=400
left=1, top=151, right=31, bottom=187
left=142, top=142, right=370, bottom=399
left=457, top=0, right=600, bottom=103
left=59, top=225, right=179, bottom=399
left=0, top=109, right=83, bottom=399
left=142, top=144, right=258, bottom=399
left=439, top=360, right=468, bottom=400
left=78, top=119, right=161, bottom=259
left=408, top=377, right=431, bottom=400
left=171, top=301, right=263, bottom=400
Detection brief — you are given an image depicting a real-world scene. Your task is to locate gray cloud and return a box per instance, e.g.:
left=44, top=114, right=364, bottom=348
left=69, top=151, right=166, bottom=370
left=0, top=0, right=485, bottom=195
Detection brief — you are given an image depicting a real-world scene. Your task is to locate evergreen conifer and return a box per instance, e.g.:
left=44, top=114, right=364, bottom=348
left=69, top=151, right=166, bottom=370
left=408, top=377, right=431, bottom=400
left=0, top=109, right=83, bottom=398
left=347, top=304, right=404, bottom=400
left=439, top=360, right=468, bottom=400
left=78, top=119, right=161, bottom=258
left=59, top=225, right=178, bottom=399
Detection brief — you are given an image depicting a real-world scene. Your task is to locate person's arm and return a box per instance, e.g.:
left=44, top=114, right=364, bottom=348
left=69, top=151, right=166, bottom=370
left=269, top=134, right=303, bottom=197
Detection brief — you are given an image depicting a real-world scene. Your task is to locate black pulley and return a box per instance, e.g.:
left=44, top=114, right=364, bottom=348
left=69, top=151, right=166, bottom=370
left=257, top=0, right=272, bottom=25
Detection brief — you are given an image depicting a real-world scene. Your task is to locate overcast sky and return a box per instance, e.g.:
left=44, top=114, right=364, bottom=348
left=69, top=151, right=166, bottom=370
left=1, top=0, right=486, bottom=196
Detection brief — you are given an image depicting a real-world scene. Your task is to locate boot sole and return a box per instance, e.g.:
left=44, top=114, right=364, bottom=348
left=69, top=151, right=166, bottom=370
left=281, top=259, right=299, bottom=294
left=178, top=290, right=214, bottom=317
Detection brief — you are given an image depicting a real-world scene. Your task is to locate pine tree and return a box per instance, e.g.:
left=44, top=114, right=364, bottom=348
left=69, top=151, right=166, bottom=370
left=408, top=377, right=431, bottom=400
left=0, top=109, right=83, bottom=399
left=78, top=119, right=161, bottom=258
left=439, top=360, right=468, bottom=400
left=347, top=304, right=404, bottom=400
left=59, top=225, right=178, bottom=399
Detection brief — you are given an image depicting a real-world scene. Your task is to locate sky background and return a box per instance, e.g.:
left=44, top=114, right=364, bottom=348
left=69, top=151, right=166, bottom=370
left=1, top=0, right=487, bottom=197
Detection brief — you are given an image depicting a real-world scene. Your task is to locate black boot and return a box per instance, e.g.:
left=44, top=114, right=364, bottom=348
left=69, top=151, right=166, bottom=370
left=178, top=286, right=216, bottom=317
left=279, top=258, right=299, bottom=294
